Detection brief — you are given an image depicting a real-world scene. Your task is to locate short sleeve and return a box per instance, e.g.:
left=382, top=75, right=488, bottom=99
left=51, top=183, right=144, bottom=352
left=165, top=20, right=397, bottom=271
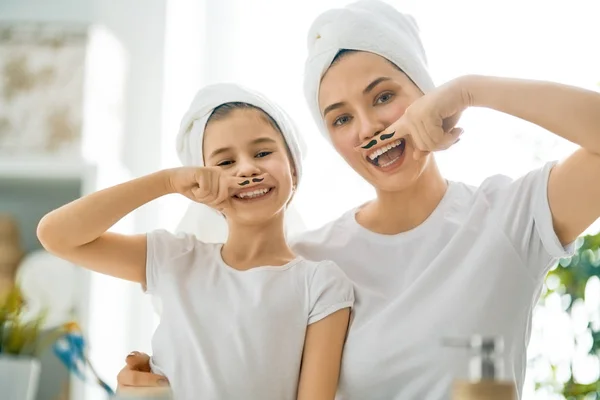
left=145, top=229, right=199, bottom=295
left=308, top=260, right=355, bottom=325
left=488, top=161, right=575, bottom=280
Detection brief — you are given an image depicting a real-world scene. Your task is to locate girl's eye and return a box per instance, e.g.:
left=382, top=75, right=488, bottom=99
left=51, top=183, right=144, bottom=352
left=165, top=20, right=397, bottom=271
left=256, top=151, right=272, bottom=158
left=217, top=160, right=233, bottom=166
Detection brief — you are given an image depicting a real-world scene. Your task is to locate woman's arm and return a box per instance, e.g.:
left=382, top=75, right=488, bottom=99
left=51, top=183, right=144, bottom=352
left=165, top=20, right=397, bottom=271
left=297, top=308, right=351, bottom=400
left=465, top=75, right=600, bottom=244
left=37, top=170, right=174, bottom=284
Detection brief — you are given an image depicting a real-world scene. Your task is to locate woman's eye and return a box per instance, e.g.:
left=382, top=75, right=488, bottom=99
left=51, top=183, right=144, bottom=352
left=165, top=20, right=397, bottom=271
left=333, top=115, right=352, bottom=126
left=375, top=92, right=394, bottom=104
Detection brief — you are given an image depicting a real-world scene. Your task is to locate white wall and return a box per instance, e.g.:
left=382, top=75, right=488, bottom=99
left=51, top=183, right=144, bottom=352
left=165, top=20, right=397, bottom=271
left=1, top=1, right=167, bottom=398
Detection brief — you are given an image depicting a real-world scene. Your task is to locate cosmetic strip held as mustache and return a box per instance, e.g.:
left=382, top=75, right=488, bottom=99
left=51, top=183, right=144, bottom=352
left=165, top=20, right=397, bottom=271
left=380, top=131, right=395, bottom=141
left=361, top=131, right=396, bottom=149
left=238, top=177, right=264, bottom=186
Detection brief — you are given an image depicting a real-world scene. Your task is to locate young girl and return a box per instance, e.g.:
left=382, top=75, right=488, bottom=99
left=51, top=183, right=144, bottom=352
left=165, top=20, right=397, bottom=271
left=37, top=83, right=354, bottom=400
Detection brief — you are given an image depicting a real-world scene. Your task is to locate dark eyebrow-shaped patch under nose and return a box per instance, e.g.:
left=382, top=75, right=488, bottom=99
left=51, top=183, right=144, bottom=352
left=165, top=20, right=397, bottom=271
left=361, top=139, right=377, bottom=149
left=252, top=177, right=264, bottom=183
left=238, top=180, right=250, bottom=186
left=380, top=131, right=395, bottom=141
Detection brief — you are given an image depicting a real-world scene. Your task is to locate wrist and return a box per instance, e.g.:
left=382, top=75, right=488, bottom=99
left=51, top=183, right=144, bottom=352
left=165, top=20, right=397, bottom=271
left=458, top=74, right=500, bottom=109
left=156, top=169, right=178, bottom=196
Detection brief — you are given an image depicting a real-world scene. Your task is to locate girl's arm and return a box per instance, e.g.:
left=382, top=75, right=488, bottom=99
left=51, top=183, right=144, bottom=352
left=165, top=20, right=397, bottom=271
left=37, top=170, right=174, bottom=284
left=37, top=166, right=239, bottom=285
left=297, top=308, right=351, bottom=400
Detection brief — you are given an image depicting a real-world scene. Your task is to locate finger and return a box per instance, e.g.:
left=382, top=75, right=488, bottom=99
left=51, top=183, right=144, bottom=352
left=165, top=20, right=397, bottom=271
left=125, top=352, right=151, bottom=371
left=229, top=173, right=262, bottom=192
left=380, top=116, right=410, bottom=142
left=407, top=120, right=428, bottom=154
left=191, top=186, right=206, bottom=202
left=117, top=369, right=169, bottom=387
left=405, top=135, right=428, bottom=161
left=413, top=149, right=430, bottom=161
left=193, top=173, right=211, bottom=201
left=438, top=127, right=463, bottom=150
left=208, top=170, right=221, bottom=203
left=417, top=119, right=437, bottom=151
left=442, top=111, right=462, bottom=133
left=216, top=176, right=237, bottom=207
left=245, top=173, right=268, bottom=187
left=234, top=176, right=251, bottom=187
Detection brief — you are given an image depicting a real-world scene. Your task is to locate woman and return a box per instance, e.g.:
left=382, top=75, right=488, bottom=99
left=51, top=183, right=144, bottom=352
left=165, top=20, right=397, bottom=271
left=118, top=1, right=600, bottom=398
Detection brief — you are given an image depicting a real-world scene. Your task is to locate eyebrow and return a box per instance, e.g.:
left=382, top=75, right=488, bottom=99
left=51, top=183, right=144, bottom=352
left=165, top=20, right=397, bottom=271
left=208, top=137, right=277, bottom=159
left=363, top=77, right=391, bottom=95
left=322, top=76, right=392, bottom=117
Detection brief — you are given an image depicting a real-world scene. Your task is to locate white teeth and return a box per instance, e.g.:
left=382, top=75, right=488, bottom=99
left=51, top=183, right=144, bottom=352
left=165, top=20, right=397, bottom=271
left=368, top=139, right=402, bottom=160
left=237, top=188, right=270, bottom=199
left=379, top=157, right=400, bottom=167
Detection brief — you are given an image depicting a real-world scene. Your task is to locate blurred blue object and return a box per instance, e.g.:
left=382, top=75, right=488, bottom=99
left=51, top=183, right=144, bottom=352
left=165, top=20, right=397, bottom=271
left=52, top=323, right=115, bottom=396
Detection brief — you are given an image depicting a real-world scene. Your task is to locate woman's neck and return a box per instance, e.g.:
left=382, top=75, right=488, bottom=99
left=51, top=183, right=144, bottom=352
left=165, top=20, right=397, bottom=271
left=222, top=212, right=295, bottom=270
left=357, top=158, right=448, bottom=235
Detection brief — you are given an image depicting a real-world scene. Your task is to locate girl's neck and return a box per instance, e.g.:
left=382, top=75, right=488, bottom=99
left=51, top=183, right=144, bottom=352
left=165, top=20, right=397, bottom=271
left=222, top=212, right=295, bottom=270
left=357, top=157, right=448, bottom=235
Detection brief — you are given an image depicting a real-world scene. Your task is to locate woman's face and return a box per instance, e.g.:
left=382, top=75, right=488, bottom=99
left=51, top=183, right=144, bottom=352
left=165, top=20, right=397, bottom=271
left=318, top=51, right=431, bottom=193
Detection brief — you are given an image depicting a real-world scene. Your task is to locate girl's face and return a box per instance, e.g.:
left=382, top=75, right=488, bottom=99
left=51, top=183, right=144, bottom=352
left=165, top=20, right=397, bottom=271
left=318, top=51, right=431, bottom=193
left=203, top=108, right=296, bottom=225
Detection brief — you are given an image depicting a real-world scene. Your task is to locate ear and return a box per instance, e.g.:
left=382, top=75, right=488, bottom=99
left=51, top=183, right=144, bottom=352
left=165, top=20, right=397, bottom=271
left=291, top=167, right=298, bottom=189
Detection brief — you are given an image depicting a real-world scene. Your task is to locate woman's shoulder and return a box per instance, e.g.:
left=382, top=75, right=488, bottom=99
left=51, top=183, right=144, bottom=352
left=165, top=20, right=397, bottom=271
left=456, top=161, right=556, bottom=204
left=289, top=210, right=354, bottom=255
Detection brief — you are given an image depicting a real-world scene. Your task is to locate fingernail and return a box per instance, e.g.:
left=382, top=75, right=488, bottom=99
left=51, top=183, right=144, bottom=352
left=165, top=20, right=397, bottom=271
left=127, top=351, right=139, bottom=357
left=158, top=379, right=169, bottom=386
left=455, top=138, right=461, bottom=143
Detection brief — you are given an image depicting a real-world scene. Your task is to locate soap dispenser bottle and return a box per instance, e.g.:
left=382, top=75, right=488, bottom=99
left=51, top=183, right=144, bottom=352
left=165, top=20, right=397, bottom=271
left=444, top=335, right=516, bottom=400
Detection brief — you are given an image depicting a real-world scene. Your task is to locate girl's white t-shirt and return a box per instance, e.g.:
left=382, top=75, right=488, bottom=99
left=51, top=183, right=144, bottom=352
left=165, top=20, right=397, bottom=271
left=290, top=161, right=574, bottom=400
left=146, top=232, right=354, bottom=400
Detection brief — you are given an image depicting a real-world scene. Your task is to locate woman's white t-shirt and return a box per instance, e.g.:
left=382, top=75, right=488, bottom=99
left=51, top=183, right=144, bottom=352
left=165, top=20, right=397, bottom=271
left=290, top=161, right=573, bottom=400
left=146, top=231, right=354, bottom=400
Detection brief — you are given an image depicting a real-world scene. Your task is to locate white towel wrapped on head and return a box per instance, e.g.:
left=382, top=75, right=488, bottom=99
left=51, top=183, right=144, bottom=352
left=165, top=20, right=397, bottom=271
left=303, top=0, right=436, bottom=140
left=174, top=83, right=306, bottom=243
left=176, top=83, right=305, bottom=176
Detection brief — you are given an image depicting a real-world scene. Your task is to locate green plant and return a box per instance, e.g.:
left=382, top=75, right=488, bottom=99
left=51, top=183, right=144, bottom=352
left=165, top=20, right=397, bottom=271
left=0, top=285, right=55, bottom=357
left=536, top=231, right=600, bottom=399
